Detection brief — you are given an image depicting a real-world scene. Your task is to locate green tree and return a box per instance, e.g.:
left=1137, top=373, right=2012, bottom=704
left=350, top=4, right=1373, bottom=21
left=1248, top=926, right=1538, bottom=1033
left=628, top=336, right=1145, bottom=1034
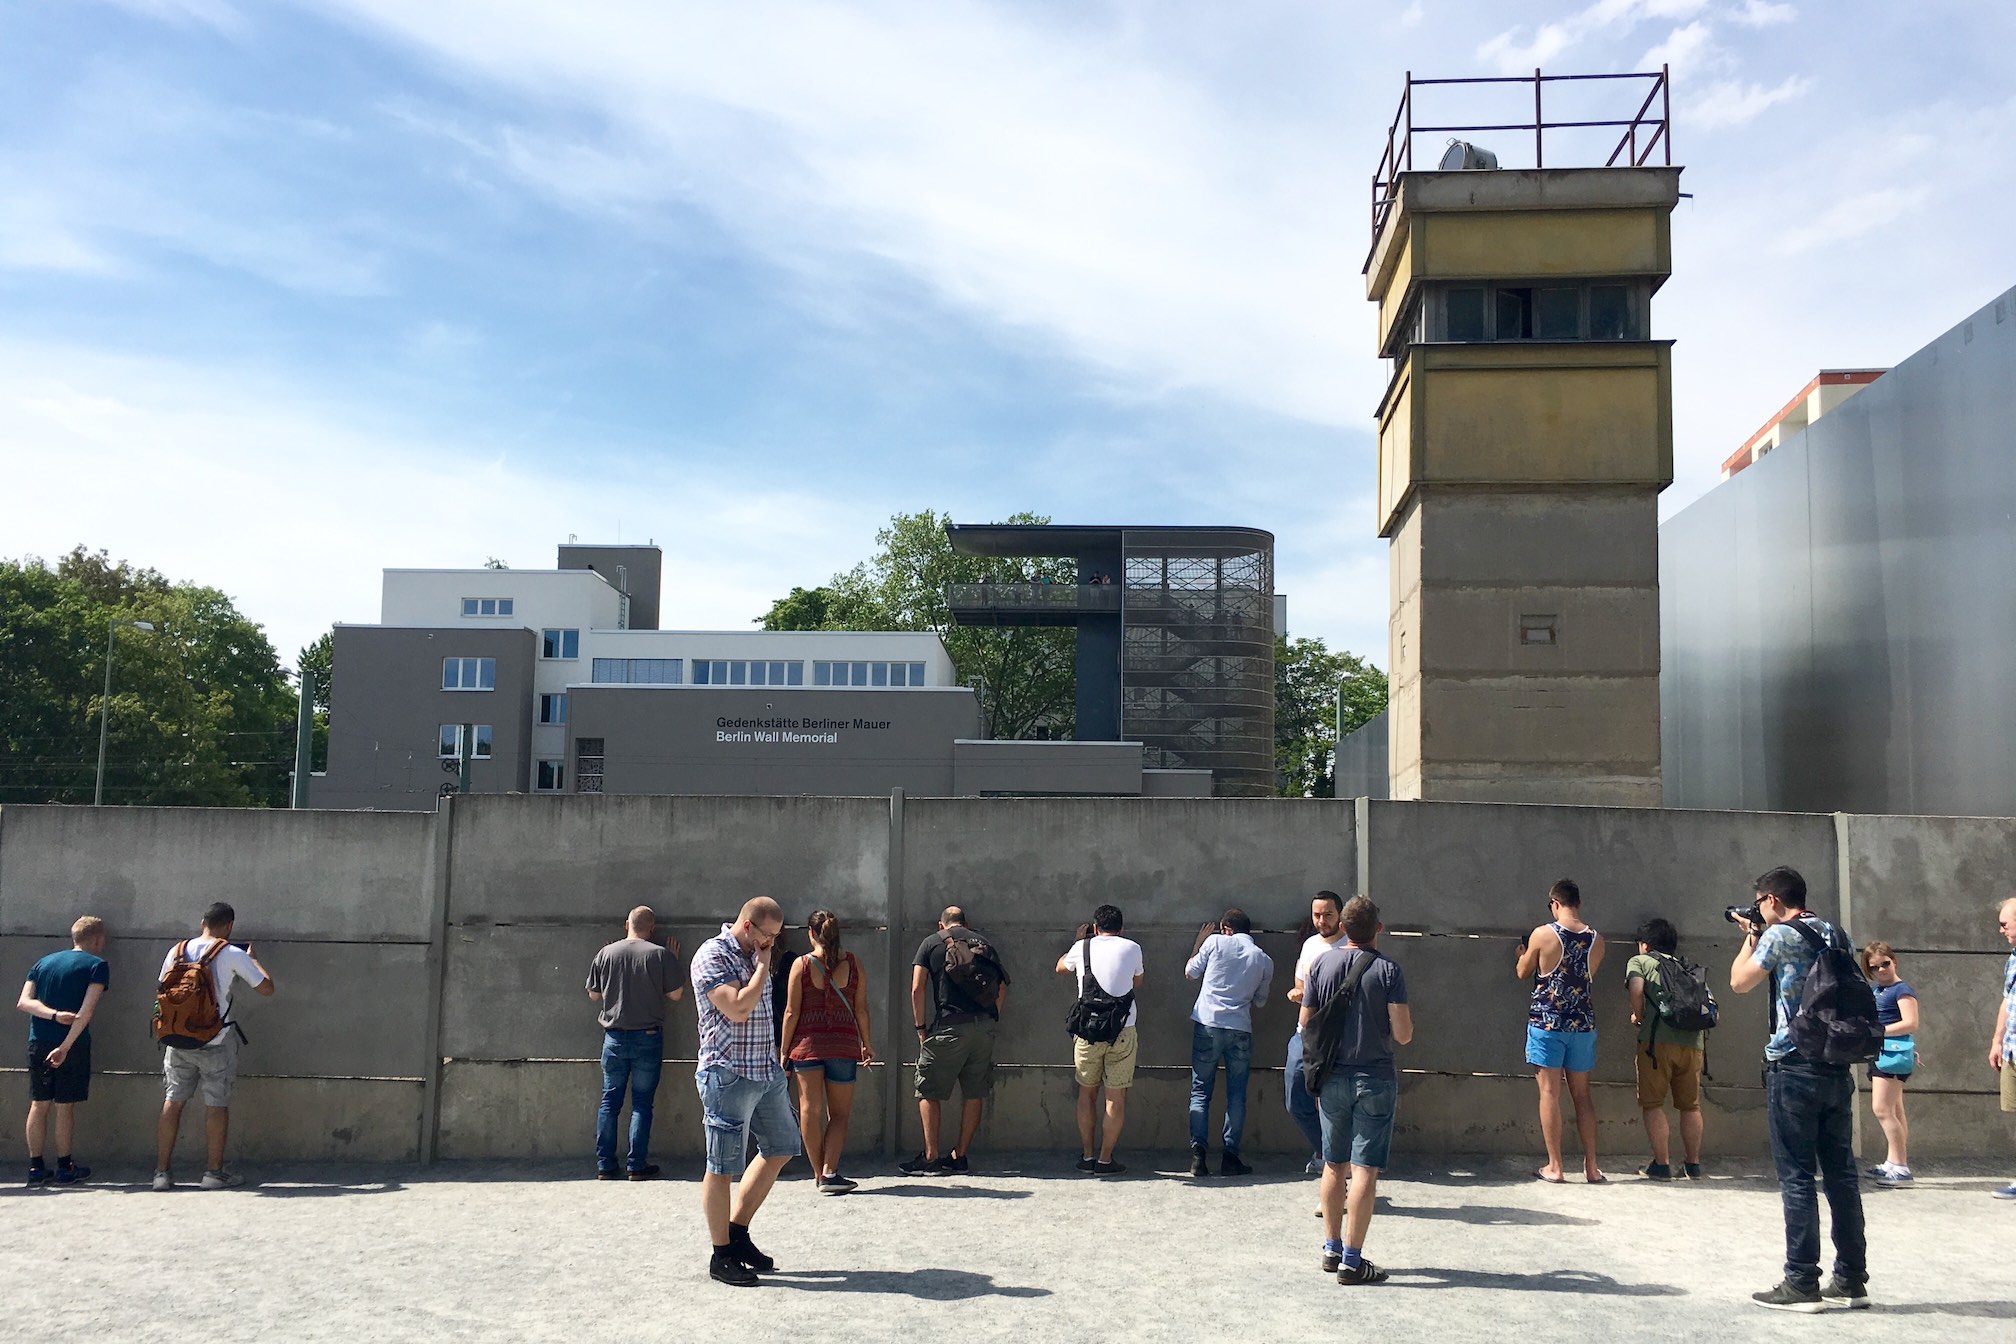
left=0, top=548, right=297, bottom=806
left=297, top=632, right=333, bottom=774
left=759, top=510, right=1076, bottom=739
left=1275, top=634, right=1388, bottom=798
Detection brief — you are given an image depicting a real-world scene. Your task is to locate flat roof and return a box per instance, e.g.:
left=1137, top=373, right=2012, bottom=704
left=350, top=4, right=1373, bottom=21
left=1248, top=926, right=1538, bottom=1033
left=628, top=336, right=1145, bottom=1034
left=946, top=524, right=1273, bottom=559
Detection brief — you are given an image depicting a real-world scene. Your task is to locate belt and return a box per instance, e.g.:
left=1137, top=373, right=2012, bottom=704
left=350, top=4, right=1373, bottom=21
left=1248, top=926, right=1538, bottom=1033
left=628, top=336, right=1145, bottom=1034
left=933, top=1012, right=983, bottom=1028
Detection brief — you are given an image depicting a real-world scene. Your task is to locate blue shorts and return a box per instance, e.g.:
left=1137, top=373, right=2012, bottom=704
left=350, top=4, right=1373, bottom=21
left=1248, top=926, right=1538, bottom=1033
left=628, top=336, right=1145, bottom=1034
left=696, top=1066, right=801, bottom=1176
left=1526, top=1025, right=1597, bottom=1074
left=1317, top=1069, right=1398, bottom=1170
left=787, top=1057, right=859, bottom=1084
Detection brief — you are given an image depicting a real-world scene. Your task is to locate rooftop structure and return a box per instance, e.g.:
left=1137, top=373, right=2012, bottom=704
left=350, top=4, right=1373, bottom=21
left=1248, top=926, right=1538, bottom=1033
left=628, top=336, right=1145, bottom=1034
left=1719, top=369, right=1888, bottom=479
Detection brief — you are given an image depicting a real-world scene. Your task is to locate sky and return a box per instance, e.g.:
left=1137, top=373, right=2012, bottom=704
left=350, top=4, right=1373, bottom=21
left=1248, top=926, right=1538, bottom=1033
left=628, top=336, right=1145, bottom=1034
left=3, top=0, right=2013, bottom=670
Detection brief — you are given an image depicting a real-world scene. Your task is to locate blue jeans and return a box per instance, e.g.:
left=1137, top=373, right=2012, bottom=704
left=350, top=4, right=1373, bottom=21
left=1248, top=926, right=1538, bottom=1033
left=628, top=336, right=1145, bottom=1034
left=596, top=1028, right=664, bottom=1172
left=696, top=1065, right=801, bottom=1176
left=1188, top=1023, right=1253, bottom=1153
left=1766, top=1059, right=1867, bottom=1290
left=1317, top=1067, right=1398, bottom=1170
left=1284, top=1032, right=1324, bottom=1157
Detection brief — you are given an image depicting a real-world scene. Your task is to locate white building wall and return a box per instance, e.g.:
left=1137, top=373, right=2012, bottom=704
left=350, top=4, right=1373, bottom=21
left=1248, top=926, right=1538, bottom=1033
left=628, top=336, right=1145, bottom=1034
left=574, top=629, right=957, bottom=687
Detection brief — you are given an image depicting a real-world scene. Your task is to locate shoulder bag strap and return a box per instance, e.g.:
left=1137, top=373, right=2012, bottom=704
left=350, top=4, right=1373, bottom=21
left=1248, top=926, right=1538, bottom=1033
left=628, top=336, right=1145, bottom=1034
left=1077, top=935, right=1095, bottom=1000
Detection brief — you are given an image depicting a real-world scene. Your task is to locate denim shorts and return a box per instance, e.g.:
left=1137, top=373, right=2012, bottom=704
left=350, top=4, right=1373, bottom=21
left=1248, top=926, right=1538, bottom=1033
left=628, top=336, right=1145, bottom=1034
left=1525, top=1024, right=1598, bottom=1074
left=1317, top=1068, right=1398, bottom=1170
left=696, top=1066, right=801, bottom=1176
left=787, top=1057, right=859, bottom=1084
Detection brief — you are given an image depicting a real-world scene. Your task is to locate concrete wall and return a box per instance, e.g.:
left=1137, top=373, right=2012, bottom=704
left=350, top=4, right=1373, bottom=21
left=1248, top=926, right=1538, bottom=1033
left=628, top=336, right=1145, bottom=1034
left=4, top=795, right=2010, bottom=1169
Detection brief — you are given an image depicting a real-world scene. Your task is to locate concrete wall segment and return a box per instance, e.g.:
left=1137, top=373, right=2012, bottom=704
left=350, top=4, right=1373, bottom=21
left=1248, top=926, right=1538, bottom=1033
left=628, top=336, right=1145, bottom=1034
left=1839, top=813, right=2016, bottom=952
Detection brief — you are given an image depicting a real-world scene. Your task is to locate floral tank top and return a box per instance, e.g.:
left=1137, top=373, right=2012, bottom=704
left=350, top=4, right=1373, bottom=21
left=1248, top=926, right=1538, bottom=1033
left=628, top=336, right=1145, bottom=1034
left=1529, top=922, right=1596, bottom=1033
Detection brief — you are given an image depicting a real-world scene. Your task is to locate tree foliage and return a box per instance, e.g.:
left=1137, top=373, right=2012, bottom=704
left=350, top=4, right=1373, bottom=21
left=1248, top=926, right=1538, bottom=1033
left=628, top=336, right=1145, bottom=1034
left=1275, top=634, right=1388, bottom=798
left=297, top=632, right=332, bottom=774
left=759, top=510, right=1076, bottom=739
left=0, top=548, right=297, bottom=806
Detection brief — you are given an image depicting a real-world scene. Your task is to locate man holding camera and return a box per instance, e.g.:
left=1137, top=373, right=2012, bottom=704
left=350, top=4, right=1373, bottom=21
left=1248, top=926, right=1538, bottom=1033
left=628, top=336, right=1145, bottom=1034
left=1727, top=867, right=1869, bottom=1312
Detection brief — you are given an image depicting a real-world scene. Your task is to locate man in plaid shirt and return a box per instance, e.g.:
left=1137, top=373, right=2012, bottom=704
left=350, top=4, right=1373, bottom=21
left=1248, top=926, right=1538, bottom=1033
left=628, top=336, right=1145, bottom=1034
left=691, top=896, right=801, bottom=1287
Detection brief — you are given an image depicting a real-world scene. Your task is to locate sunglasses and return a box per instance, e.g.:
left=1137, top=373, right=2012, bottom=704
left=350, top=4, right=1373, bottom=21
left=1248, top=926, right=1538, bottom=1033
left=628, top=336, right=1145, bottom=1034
left=1868, top=959, right=1893, bottom=970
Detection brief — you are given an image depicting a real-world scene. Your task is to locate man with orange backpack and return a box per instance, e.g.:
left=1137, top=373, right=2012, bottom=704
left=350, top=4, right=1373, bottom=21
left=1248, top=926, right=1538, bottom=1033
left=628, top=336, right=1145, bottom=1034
left=152, top=902, right=275, bottom=1191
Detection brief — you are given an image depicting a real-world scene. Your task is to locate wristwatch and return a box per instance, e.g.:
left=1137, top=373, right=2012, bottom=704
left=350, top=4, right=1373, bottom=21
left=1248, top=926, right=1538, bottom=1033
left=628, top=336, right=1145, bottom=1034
left=914, top=1023, right=928, bottom=1034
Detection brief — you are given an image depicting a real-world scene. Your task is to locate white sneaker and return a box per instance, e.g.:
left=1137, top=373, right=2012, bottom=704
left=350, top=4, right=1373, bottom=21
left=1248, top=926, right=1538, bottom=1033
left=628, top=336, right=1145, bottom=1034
left=151, top=1170, right=174, bottom=1192
left=1874, top=1165, right=1913, bottom=1186
left=200, top=1169, right=245, bottom=1190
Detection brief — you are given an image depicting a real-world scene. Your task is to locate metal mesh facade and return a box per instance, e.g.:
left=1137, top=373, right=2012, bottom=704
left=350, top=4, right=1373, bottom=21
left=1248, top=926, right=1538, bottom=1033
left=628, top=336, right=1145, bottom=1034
left=1120, top=529, right=1275, bottom=796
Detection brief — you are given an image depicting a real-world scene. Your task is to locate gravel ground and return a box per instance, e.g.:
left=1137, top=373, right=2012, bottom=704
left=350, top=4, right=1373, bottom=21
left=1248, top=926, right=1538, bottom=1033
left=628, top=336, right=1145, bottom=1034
left=4, top=1152, right=2012, bottom=1342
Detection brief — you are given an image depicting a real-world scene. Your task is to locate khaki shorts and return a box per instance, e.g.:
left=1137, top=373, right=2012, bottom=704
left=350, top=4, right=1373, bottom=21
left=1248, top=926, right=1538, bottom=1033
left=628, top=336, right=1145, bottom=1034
left=1073, top=1024, right=1138, bottom=1090
left=1634, top=1042, right=1703, bottom=1112
left=164, top=1032, right=240, bottom=1108
left=2002, top=1063, right=2016, bottom=1113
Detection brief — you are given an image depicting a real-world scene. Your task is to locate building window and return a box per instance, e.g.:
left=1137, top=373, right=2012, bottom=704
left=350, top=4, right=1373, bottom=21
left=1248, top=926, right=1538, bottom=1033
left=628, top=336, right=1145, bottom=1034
left=538, top=693, right=568, bottom=725
left=692, top=659, right=805, bottom=687
left=1519, top=614, right=1559, bottom=647
left=461, top=598, right=514, bottom=618
left=1433, top=281, right=1644, bottom=343
left=541, top=629, right=580, bottom=660
left=442, top=657, right=497, bottom=691
left=437, top=724, right=494, bottom=759
left=811, top=660, right=927, bottom=687
left=575, top=738, right=605, bottom=793
left=590, top=657, right=683, bottom=684
left=536, top=759, right=565, bottom=791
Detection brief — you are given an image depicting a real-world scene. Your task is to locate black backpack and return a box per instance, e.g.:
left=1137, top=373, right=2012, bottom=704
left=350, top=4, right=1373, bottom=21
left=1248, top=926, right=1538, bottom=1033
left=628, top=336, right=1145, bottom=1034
left=1645, top=952, right=1719, bottom=1036
left=1064, top=936, right=1134, bottom=1045
left=1784, top=917, right=1884, bottom=1066
left=1300, top=949, right=1382, bottom=1096
left=939, top=930, right=1004, bottom=1009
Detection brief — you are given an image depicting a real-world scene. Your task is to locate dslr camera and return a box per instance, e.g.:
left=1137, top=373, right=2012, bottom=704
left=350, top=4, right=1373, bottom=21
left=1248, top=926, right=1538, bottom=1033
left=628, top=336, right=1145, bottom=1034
left=1723, top=901, right=1764, bottom=933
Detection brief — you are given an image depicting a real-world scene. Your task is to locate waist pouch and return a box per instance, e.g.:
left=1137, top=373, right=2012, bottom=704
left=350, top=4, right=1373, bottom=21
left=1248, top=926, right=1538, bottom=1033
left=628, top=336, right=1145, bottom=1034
left=1875, top=1037, right=1915, bottom=1073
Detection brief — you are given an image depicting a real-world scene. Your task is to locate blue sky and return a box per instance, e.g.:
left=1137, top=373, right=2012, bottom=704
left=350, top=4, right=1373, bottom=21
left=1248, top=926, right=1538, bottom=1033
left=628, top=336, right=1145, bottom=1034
left=3, top=0, right=2013, bottom=668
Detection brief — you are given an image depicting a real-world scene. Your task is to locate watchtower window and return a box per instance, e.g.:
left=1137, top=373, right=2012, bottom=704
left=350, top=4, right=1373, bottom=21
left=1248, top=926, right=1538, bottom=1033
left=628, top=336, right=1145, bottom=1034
left=1429, top=281, right=1644, bottom=343
left=1446, top=287, right=1486, bottom=341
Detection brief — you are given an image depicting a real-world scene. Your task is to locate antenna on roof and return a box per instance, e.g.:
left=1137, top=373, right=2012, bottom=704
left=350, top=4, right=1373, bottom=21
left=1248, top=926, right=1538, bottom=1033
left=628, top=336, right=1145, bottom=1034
left=568, top=533, right=578, bottom=544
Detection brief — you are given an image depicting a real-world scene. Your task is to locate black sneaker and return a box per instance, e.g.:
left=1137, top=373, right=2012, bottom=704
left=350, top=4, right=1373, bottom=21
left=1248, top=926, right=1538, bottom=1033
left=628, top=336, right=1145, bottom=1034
left=1638, top=1162, right=1674, bottom=1181
left=1337, top=1258, right=1389, bottom=1285
left=1820, top=1278, right=1870, bottom=1310
left=816, top=1174, right=858, bottom=1195
left=1683, top=1163, right=1703, bottom=1181
left=709, top=1252, right=759, bottom=1288
left=595, top=1167, right=621, bottom=1181
left=727, top=1232, right=774, bottom=1274
left=25, top=1167, right=52, bottom=1188
left=54, top=1163, right=89, bottom=1185
left=626, top=1164, right=661, bottom=1181
left=1220, top=1153, right=1252, bottom=1177
left=898, top=1151, right=943, bottom=1176
left=1321, top=1249, right=1343, bottom=1273
left=1076, top=1156, right=1099, bottom=1174
left=942, top=1153, right=969, bottom=1175
left=1093, top=1160, right=1126, bottom=1176
left=1751, top=1279, right=1824, bottom=1313
left=1188, top=1149, right=1209, bottom=1178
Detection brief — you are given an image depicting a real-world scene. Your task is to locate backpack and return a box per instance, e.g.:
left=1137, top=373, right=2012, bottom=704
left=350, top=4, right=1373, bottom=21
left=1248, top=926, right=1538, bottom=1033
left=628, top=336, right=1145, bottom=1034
left=1300, top=949, right=1382, bottom=1096
left=1064, top=936, right=1134, bottom=1045
left=1784, top=917, right=1884, bottom=1066
left=1645, top=952, right=1719, bottom=1036
left=939, top=930, right=1004, bottom=1009
left=154, top=938, right=229, bottom=1049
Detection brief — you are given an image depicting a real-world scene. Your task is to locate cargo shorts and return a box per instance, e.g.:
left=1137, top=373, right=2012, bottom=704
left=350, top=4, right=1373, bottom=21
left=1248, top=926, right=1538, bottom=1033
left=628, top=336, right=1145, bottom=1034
left=915, top=1018, right=996, bottom=1101
left=164, top=1032, right=240, bottom=1108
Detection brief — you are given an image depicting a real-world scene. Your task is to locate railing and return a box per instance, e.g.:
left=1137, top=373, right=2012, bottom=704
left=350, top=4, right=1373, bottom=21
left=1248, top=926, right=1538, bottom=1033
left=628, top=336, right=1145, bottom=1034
left=1371, top=67, right=1672, bottom=240
left=945, top=582, right=1122, bottom=615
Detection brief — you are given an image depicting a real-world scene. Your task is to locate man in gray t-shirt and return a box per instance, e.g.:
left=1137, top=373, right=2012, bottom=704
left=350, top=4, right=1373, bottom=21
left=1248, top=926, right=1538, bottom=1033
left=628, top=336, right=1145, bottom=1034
left=586, top=907, right=686, bottom=1178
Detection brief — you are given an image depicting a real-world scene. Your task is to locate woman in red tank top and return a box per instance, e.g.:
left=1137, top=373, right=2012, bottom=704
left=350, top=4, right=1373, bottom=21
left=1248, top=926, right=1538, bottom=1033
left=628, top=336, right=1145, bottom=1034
left=780, top=910, right=873, bottom=1194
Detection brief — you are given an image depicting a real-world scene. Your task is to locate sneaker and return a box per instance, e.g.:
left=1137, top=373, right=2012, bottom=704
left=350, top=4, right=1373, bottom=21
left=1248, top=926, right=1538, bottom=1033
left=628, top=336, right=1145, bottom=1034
left=1993, top=1182, right=2016, bottom=1200
left=1337, top=1258, right=1389, bottom=1285
left=1820, top=1277, right=1870, bottom=1309
left=1093, top=1160, right=1126, bottom=1177
left=151, top=1170, right=174, bottom=1192
left=1305, top=1154, right=1324, bottom=1175
left=25, top=1167, right=52, bottom=1188
left=709, top=1252, right=759, bottom=1288
left=1751, top=1279, right=1824, bottom=1313
left=199, top=1169, right=246, bottom=1190
left=1873, top=1165, right=1913, bottom=1187
left=596, top=1167, right=622, bottom=1181
left=54, top=1163, right=90, bottom=1185
left=815, top=1174, right=858, bottom=1195
left=1188, top=1149, right=1209, bottom=1178
left=1220, top=1153, right=1252, bottom=1177
left=1863, top=1163, right=1890, bottom=1180
left=1076, top=1156, right=1099, bottom=1174
left=1321, top=1248, right=1343, bottom=1273
left=1682, top=1163, right=1703, bottom=1180
left=1638, top=1162, right=1673, bottom=1181
left=727, top=1229, right=774, bottom=1274
left=943, top=1153, right=969, bottom=1175
left=898, top=1151, right=943, bottom=1176
left=626, top=1165, right=662, bottom=1181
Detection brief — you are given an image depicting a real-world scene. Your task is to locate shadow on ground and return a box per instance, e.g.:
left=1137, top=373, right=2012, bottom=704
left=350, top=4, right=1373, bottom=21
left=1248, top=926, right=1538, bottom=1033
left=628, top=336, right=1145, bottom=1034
left=852, top=1183, right=1030, bottom=1200
left=1384, top=1202, right=1597, bottom=1227
left=1880, top=1301, right=2016, bottom=1320
left=768, top=1269, right=1049, bottom=1299
left=1395, top=1267, right=1684, bottom=1296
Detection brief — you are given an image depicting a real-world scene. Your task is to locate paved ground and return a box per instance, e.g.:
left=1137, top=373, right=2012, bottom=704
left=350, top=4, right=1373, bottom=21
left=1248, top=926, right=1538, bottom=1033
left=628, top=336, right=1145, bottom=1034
left=4, top=1152, right=2011, bottom=1342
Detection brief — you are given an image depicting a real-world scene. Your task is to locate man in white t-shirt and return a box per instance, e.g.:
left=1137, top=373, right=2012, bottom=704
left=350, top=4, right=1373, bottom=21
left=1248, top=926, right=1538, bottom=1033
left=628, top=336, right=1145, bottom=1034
left=1057, top=904, right=1144, bottom=1176
left=1285, top=891, right=1345, bottom=1173
left=153, top=902, right=276, bottom=1192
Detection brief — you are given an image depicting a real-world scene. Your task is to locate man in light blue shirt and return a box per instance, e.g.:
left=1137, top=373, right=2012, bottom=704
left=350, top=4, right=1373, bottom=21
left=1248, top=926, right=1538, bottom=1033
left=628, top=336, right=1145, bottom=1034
left=1185, top=908, right=1273, bottom=1177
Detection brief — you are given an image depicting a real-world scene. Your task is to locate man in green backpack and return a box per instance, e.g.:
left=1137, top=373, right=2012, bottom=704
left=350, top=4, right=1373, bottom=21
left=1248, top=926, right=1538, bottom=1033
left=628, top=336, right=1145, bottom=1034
left=1626, top=917, right=1707, bottom=1181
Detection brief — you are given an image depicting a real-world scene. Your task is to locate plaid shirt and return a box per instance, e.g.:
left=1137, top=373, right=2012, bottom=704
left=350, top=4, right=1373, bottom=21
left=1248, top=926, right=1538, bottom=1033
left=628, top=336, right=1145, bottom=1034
left=691, top=925, right=780, bottom=1081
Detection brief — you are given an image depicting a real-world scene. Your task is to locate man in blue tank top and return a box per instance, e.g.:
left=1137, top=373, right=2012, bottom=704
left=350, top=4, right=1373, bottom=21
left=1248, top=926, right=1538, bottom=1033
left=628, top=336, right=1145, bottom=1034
left=1515, top=879, right=1607, bottom=1183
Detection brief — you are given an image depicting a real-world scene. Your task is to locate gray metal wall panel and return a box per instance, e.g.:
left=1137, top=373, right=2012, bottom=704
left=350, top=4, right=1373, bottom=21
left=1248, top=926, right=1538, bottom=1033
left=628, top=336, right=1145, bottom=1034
left=1663, top=285, right=2016, bottom=817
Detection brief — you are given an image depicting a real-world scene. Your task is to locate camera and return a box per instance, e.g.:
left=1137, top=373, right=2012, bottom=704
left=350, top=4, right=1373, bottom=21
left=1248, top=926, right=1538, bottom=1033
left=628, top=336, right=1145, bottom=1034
left=1723, top=902, right=1763, bottom=931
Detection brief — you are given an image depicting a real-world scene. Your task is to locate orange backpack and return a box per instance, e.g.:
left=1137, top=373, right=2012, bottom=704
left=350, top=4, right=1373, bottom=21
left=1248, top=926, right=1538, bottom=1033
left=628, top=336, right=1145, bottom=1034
left=154, top=939, right=229, bottom=1049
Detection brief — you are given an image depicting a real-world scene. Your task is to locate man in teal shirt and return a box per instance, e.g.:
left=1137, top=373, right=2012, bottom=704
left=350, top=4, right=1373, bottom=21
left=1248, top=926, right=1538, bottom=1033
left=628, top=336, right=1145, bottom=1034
left=17, top=916, right=110, bottom=1186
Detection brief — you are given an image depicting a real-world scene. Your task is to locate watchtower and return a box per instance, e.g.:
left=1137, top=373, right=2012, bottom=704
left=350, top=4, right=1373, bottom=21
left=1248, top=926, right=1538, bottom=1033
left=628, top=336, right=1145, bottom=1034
left=1367, top=69, right=1679, bottom=804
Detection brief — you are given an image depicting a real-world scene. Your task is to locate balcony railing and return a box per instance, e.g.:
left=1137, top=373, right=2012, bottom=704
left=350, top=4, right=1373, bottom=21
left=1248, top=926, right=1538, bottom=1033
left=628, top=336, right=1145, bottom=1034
left=946, top=582, right=1121, bottom=623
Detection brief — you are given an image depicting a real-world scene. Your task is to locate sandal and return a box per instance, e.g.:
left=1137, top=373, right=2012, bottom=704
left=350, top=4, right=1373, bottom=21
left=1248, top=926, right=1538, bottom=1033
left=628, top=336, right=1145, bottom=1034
left=1534, top=1168, right=1566, bottom=1184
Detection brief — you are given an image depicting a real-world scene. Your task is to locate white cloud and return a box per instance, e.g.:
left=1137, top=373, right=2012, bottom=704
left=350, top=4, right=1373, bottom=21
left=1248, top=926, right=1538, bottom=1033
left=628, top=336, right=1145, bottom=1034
left=1396, top=2, right=1427, bottom=30
left=1477, top=0, right=1709, bottom=74
left=93, top=0, right=245, bottom=35
left=1690, top=74, right=1811, bottom=128
left=1642, top=20, right=1713, bottom=71
left=1729, top=0, right=1795, bottom=26
left=1772, top=186, right=1929, bottom=256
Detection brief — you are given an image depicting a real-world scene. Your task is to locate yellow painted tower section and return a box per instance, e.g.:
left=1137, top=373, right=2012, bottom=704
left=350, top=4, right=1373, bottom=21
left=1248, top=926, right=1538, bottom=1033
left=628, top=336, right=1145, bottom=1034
left=1368, top=166, right=1681, bottom=805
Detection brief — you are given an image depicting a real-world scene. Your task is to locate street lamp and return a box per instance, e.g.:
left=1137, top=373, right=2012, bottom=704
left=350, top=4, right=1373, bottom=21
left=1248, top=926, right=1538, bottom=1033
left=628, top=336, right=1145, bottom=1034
left=94, top=619, right=157, bottom=806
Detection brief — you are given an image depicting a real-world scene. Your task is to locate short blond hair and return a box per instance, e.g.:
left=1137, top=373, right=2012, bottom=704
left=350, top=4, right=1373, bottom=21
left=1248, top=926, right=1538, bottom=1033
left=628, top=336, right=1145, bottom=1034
left=72, top=915, right=105, bottom=944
